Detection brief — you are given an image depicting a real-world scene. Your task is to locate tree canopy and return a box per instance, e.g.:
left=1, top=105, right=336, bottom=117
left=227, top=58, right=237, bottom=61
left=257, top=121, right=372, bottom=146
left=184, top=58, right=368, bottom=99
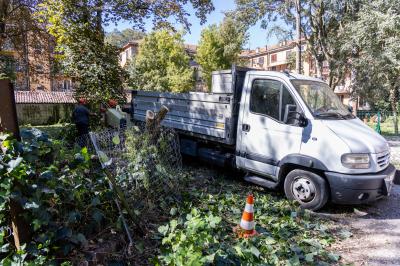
left=344, top=0, right=400, bottom=133
left=128, top=30, right=194, bottom=93
left=196, top=17, right=247, bottom=89
left=234, top=0, right=362, bottom=88
left=37, top=0, right=214, bottom=104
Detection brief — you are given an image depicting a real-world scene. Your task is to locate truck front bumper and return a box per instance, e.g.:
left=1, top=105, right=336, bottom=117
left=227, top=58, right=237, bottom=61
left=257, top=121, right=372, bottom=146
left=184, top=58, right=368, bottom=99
left=325, top=164, right=397, bottom=204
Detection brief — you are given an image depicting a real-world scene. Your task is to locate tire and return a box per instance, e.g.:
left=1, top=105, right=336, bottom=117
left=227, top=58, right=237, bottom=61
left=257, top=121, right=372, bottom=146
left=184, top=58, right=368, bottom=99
left=284, top=169, right=329, bottom=211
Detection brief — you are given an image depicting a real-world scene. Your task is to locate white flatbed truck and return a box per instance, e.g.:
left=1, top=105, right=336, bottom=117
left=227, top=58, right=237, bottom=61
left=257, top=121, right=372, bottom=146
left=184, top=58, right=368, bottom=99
left=131, top=66, right=398, bottom=210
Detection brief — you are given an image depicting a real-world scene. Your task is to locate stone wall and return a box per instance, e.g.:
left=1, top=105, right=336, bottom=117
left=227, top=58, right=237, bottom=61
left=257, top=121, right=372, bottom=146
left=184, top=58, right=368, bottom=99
left=16, top=103, right=75, bottom=126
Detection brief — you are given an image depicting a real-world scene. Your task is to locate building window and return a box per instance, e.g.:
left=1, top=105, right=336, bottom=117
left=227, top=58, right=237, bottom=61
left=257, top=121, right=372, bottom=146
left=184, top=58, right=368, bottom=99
left=33, top=43, right=42, bottom=54
left=35, top=65, right=44, bottom=74
left=258, top=57, right=264, bottom=65
left=63, top=80, right=71, bottom=91
left=271, top=54, right=277, bottom=63
left=286, top=51, right=292, bottom=59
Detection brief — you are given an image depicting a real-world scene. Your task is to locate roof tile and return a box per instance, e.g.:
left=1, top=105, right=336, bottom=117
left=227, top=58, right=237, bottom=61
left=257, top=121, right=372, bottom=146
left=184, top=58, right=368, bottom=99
left=14, top=91, right=76, bottom=104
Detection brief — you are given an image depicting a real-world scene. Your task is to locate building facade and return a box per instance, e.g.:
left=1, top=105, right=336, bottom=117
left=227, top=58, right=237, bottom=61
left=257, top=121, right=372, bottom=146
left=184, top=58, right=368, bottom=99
left=1, top=32, right=73, bottom=92
left=240, top=41, right=363, bottom=111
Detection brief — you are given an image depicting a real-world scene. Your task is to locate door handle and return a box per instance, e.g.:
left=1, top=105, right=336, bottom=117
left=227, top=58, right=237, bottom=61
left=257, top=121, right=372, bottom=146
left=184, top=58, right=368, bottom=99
left=242, top=124, right=251, bottom=132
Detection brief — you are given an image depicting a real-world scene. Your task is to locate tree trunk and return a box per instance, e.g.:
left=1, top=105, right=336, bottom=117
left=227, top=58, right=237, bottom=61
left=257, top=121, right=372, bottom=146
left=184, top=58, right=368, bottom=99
left=389, top=87, right=398, bottom=134
left=295, top=0, right=301, bottom=74
left=315, top=58, right=323, bottom=78
left=145, top=105, right=169, bottom=142
left=95, top=0, right=104, bottom=42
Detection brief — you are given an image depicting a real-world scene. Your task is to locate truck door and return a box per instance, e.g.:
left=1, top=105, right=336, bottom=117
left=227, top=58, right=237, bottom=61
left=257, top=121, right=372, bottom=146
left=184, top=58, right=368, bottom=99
left=238, top=76, right=303, bottom=179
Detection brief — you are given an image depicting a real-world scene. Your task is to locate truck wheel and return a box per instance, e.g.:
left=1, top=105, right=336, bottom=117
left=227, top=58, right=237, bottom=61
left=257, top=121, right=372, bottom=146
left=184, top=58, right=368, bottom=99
left=284, top=169, right=329, bottom=211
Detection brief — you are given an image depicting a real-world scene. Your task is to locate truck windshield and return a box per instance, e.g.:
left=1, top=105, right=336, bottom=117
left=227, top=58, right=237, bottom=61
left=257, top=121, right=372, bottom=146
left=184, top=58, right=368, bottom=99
left=291, top=80, right=355, bottom=119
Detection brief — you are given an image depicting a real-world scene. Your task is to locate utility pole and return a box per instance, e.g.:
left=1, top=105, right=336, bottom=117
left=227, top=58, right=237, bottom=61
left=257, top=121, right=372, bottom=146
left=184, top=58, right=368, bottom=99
left=295, top=0, right=301, bottom=74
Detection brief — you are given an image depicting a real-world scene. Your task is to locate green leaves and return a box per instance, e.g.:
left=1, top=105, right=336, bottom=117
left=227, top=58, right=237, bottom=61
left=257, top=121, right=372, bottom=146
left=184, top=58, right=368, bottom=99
left=129, top=30, right=194, bottom=93
left=196, top=17, right=247, bottom=89
left=7, top=157, right=23, bottom=173
left=157, top=178, right=341, bottom=265
left=0, top=130, right=117, bottom=264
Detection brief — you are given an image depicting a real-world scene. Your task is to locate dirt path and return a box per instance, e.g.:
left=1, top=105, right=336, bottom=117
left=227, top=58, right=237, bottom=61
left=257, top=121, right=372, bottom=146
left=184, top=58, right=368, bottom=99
left=329, top=137, right=400, bottom=266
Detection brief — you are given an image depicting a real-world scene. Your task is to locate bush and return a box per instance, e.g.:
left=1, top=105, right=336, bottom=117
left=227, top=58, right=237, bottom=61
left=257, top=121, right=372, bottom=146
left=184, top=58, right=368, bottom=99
left=0, top=129, right=118, bottom=264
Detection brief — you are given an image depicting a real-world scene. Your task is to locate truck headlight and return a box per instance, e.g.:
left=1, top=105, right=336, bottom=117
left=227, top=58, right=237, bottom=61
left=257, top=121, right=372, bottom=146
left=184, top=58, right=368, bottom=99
left=341, top=154, right=370, bottom=169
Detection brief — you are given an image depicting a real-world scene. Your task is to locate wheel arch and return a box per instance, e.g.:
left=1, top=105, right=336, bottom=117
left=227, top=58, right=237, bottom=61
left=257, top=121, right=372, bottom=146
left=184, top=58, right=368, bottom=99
left=277, top=154, right=330, bottom=186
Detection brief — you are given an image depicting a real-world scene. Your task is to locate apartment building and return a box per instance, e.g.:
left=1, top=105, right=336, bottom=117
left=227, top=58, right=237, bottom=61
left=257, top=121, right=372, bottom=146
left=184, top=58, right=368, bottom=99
left=240, top=40, right=364, bottom=111
left=1, top=32, right=73, bottom=92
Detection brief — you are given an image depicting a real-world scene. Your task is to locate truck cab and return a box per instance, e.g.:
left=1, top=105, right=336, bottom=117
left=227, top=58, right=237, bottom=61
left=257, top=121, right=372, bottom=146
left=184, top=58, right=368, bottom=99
left=235, top=71, right=396, bottom=210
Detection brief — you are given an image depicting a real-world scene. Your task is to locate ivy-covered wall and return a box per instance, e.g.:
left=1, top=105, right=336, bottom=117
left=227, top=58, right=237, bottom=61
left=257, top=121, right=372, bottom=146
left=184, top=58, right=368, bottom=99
left=16, top=103, right=74, bottom=125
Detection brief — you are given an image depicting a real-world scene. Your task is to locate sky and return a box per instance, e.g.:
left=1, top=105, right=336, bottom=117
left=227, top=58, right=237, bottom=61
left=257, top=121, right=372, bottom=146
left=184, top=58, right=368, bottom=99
left=103, top=0, right=285, bottom=50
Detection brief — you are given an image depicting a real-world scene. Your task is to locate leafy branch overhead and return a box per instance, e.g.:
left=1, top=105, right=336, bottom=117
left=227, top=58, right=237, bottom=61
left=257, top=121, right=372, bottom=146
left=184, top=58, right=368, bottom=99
left=35, top=0, right=215, bottom=103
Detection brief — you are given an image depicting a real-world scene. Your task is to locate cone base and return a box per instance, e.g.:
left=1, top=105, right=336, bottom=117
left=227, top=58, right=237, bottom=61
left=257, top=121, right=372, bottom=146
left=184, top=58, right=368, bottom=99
left=233, top=225, right=258, bottom=238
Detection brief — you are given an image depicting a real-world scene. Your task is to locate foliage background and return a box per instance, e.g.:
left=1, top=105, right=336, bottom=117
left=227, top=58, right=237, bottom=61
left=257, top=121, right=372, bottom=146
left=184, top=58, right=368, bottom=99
left=196, top=17, right=248, bottom=89
left=127, top=30, right=194, bottom=93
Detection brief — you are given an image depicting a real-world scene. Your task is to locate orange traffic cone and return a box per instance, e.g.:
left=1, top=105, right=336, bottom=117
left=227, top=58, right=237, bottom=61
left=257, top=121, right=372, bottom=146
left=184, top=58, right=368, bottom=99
left=234, top=194, right=257, bottom=238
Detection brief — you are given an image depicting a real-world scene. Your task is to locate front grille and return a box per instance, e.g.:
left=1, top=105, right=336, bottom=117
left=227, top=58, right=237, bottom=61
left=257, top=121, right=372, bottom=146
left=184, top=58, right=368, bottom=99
left=376, top=151, right=390, bottom=169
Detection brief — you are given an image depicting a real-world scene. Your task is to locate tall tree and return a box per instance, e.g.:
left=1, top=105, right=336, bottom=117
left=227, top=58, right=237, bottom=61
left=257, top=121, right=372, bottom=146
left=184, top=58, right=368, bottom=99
left=105, top=28, right=146, bottom=47
left=234, top=0, right=361, bottom=89
left=196, top=17, right=247, bottom=89
left=37, top=0, right=214, bottom=104
left=344, top=0, right=400, bottom=134
left=128, top=30, right=194, bottom=92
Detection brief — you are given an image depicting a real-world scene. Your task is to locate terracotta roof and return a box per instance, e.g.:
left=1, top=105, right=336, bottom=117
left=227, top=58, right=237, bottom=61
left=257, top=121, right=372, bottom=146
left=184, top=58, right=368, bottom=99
left=121, top=40, right=142, bottom=51
left=15, top=91, right=76, bottom=104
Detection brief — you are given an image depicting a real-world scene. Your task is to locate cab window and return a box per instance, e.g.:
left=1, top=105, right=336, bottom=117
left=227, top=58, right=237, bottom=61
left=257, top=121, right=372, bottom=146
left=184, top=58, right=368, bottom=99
left=250, top=79, right=297, bottom=123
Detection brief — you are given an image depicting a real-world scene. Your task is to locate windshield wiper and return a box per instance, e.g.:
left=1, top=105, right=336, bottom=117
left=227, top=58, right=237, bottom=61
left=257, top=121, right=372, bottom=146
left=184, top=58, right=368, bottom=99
left=315, top=112, right=345, bottom=119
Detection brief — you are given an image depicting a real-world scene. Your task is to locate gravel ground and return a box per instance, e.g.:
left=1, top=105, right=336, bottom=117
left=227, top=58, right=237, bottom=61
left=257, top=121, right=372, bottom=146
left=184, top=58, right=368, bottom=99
left=329, top=136, right=400, bottom=266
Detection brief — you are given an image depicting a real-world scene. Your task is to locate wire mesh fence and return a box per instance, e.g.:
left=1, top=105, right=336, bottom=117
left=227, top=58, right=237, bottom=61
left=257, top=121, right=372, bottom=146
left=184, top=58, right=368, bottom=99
left=73, top=124, right=185, bottom=233
left=75, top=125, right=182, bottom=172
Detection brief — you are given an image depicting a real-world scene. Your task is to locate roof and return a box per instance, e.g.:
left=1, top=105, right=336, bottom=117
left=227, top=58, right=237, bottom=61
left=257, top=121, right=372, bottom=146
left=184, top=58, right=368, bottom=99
left=240, top=39, right=305, bottom=58
left=15, top=91, right=76, bottom=104
left=121, top=40, right=141, bottom=51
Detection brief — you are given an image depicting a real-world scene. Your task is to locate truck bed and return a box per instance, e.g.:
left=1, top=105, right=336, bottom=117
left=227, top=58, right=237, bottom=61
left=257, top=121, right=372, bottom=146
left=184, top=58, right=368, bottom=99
left=131, top=66, right=251, bottom=145
left=132, top=91, right=236, bottom=145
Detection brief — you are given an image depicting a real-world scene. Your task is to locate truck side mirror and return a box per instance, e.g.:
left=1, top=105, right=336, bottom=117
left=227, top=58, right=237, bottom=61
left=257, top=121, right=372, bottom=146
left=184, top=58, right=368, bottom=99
left=284, top=104, right=308, bottom=127
left=348, top=105, right=353, bottom=113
